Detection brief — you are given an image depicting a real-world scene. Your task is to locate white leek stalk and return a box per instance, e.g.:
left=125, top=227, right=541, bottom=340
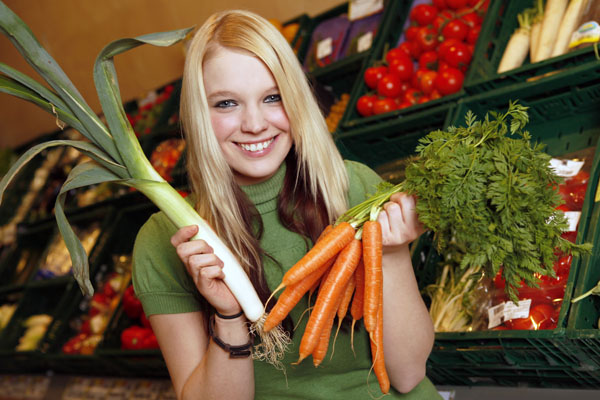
left=0, top=1, right=288, bottom=365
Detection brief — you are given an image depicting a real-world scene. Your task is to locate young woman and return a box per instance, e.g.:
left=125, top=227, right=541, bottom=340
left=132, top=9, right=441, bottom=400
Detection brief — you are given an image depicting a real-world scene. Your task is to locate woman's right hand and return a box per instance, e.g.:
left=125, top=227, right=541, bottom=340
left=171, top=225, right=242, bottom=316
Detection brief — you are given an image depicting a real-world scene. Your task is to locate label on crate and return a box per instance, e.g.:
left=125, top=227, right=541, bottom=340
left=316, top=37, right=333, bottom=60
left=550, top=158, right=585, bottom=177
left=348, top=0, right=384, bottom=21
left=357, top=31, right=374, bottom=53
left=488, top=299, right=532, bottom=329
left=565, top=211, right=581, bottom=232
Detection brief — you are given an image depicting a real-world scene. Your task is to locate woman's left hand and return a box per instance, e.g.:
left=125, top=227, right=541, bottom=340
left=377, top=192, right=425, bottom=250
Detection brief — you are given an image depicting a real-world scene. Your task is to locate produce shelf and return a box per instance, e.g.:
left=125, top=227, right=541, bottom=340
left=417, top=60, right=600, bottom=388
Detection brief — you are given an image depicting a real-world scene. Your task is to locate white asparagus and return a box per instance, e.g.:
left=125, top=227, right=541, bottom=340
left=535, top=0, right=569, bottom=61
left=551, top=0, right=591, bottom=56
left=498, top=11, right=532, bottom=73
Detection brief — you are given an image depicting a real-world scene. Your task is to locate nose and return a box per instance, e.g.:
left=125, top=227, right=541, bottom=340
left=241, top=104, right=268, bottom=134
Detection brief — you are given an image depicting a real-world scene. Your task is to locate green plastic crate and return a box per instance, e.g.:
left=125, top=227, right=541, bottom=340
left=335, top=101, right=455, bottom=169
left=283, top=13, right=312, bottom=61
left=418, top=62, right=600, bottom=388
left=464, top=1, right=600, bottom=95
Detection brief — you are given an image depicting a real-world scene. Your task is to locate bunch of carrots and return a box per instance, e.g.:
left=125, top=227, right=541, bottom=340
left=264, top=183, right=402, bottom=395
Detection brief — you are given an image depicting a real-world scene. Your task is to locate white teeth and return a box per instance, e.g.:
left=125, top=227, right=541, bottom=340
left=240, top=138, right=273, bottom=152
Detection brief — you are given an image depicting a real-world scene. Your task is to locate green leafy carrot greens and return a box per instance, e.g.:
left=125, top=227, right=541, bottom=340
left=338, top=101, right=591, bottom=303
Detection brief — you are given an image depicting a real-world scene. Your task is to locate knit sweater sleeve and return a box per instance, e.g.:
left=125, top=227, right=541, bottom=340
left=131, top=211, right=203, bottom=316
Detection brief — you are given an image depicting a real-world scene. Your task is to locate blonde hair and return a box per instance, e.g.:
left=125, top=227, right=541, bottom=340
left=180, top=10, right=348, bottom=277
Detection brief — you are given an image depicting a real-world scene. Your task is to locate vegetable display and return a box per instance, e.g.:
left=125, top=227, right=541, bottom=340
left=265, top=101, right=591, bottom=391
left=356, top=0, right=489, bottom=117
left=0, top=1, right=287, bottom=366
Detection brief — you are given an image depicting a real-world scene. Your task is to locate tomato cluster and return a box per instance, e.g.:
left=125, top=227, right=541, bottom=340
left=356, top=0, right=488, bottom=117
left=491, top=170, right=590, bottom=330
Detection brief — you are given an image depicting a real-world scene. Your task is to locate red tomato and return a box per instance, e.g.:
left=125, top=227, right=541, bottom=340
left=410, top=4, right=439, bottom=26
left=433, top=10, right=456, bottom=32
left=437, top=38, right=461, bottom=57
left=493, top=269, right=505, bottom=290
left=461, top=11, right=483, bottom=27
left=411, top=69, right=428, bottom=89
left=415, top=26, right=439, bottom=52
left=418, top=95, right=431, bottom=104
left=405, top=26, right=420, bottom=42
left=385, top=47, right=408, bottom=64
left=492, top=325, right=509, bottom=330
left=364, top=65, right=388, bottom=89
left=446, top=0, right=468, bottom=9
left=377, top=74, right=403, bottom=98
left=418, top=70, right=438, bottom=94
left=404, top=88, right=423, bottom=105
left=418, top=51, right=439, bottom=70
left=508, top=309, right=549, bottom=330
left=432, top=0, right=447, bottom=9
left=440, top=41, right=472, bottom=71
left=434, top=67, right=464, bottom=95
left=466, top=25, right=481, bottom=45
left=430, top=89, right=442, bottom=100
left=356, top=94, right=376, bottom=117
left=566, top=170, right=590, bottom=185
left=388, top=54, right=414, bottom=81
left=398, top=40, right=422, bottom=59
left=442, top=19, right=469, bottom=41
left=372, top=97, right=396, bottom=115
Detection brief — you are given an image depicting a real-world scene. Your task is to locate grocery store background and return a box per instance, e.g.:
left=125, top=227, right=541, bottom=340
left=2, top=0, right=600, bottom=399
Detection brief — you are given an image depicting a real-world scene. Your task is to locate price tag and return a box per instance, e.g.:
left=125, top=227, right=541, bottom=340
left=357, top=31, right=373, bottom=52
left=349, top=0, right=384, bottom=21
left=316, top=37, right=333, bottom=60
left=550, top=158, right=585, bottom=177
left=564, top=211, right=581, bottom=232
left=487, top=299, right=531, bottom=328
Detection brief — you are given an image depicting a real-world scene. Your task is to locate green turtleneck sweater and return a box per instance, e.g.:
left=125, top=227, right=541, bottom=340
left=132, top=160, right=441, bottom=399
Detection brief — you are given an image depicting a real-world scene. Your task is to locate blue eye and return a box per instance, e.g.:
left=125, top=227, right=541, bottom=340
left=265, top=94, right=281, bottom=103
left=215, top=100, right=236, bottom=108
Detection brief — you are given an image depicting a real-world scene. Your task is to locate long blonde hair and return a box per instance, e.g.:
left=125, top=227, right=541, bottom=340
left=180, top=10, right=348, bottom=285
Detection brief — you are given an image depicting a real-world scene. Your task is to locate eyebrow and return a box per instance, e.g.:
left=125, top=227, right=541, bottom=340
left=206, top=86, right=280, bottom=101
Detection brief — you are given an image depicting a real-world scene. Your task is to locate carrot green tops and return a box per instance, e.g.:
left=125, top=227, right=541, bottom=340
left=132, top=160, right=441, bottom=399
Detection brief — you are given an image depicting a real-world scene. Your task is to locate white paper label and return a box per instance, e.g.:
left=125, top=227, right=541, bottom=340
left=316, top=37, right=333, bottom=60
left=349, top=0, right=384, bottom=21
left=550, top=158, right=585, bottom=177
left=357, top=31, right=374, bottom=52
left=564, top=211, right=581, bottom=232
left=488, top=299, right=532, bottom=328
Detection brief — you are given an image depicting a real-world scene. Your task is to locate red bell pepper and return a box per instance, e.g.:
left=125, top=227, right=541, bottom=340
left=121, top=325, right=153, bottom=350
left=122, top=285, right=143, bottom=319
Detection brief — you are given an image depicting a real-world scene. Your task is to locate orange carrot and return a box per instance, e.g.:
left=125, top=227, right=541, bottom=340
left=362, top=220, right=383, bottom=334
left=297, top=238, right=362, bottom=363
left=370, top=296, right=389, bottom=394
left=263, top=260, right=332, bottom=332
left=282, top=222, right=355, bottom=287
left=331, top=274, right=356, bottom=357
left=350, top=259, right=365, bottom=354
left=312, top=292, right=344, bottom=367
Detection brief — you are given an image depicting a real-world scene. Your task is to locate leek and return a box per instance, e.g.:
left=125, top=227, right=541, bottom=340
left=0, top=1, right=288, bottom=365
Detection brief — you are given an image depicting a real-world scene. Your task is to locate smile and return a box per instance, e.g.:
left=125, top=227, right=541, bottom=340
left=238, top=137, right=275, bottom=152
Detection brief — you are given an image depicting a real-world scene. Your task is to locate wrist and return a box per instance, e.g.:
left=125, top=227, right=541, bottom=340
left=209, top=314, right=253, bottom=358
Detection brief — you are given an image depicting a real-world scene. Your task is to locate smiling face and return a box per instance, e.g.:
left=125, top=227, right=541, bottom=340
left=202, top=46, right=293, bottom=186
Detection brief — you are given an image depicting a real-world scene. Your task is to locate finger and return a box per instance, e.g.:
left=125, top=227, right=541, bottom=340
left=383, top=200, right=405, bottom=231
left=188, top=253, right=222, bottom=271
left=199, top=265, right=226, bottom=281
left=174, top=239, right=213, bottom=266
left=170, top=225, right=199, bottom=247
